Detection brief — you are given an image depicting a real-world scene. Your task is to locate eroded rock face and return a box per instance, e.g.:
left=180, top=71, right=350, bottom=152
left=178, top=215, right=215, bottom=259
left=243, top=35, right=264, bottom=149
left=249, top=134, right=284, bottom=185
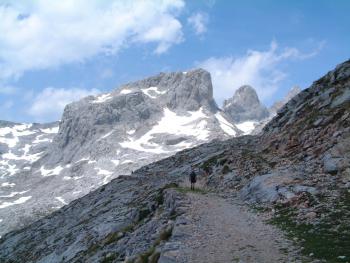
left=223, top=85, right=270, bottom=123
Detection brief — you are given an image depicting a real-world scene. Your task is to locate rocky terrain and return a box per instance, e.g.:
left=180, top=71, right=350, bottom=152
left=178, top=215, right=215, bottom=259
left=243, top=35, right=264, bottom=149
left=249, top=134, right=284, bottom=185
left=269, top=86, right=301, bottom=115
left=0, top=68, right=296, bottom=237
left=0, top=60, right=348, bottom=262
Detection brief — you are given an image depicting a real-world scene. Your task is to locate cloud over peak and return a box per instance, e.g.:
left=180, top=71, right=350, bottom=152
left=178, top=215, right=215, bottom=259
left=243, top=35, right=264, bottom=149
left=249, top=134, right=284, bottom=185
left=0, top=0, right=185, bottom=80
left=198, top=41, right=323, bottom=106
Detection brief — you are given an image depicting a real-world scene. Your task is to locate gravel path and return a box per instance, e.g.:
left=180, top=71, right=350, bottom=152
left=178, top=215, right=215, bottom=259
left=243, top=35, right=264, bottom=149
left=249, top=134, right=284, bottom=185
left=172, top=192, right=301, bottom=263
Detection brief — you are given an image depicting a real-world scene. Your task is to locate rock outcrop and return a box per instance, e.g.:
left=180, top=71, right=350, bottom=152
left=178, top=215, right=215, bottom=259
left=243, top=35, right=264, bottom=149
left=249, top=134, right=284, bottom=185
left=269, top=85, right=301, bottom=115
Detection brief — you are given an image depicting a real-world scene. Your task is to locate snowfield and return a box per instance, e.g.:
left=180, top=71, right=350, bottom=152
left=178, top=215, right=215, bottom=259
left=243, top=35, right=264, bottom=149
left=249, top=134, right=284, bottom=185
left=120, top=107, right=209, bottom=153
left=236, top=121, right=257, bottom=135
left=0, top=196, right=32, bottom=209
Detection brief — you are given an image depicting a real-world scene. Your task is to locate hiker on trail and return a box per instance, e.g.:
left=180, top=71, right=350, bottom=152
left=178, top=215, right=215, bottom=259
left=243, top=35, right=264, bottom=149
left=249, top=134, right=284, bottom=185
left=189, top=167, right=197, bottom=190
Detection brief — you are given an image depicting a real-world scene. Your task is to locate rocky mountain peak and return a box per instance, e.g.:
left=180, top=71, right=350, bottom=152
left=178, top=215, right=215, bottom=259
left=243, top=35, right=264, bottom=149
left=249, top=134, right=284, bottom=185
left=117, top=68, right=218, bottom=112
left=224, top=85, right=260, bottom=107
left=223, top=85, right=270, bottom=123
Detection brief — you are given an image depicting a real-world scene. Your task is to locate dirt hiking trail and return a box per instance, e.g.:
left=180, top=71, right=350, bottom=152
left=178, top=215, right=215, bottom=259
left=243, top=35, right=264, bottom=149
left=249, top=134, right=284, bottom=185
left=171, top=191, right=302, bottom=263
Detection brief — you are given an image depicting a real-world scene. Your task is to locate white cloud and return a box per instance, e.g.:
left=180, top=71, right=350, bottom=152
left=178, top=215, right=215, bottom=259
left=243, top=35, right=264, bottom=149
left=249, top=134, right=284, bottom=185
left=0, top=0, right=185, bottom=80
left=187, top=12, right=208, bottom=35
left=198, top=41, right=322, bottom=106
left=28, top=87, right=100, bottom=122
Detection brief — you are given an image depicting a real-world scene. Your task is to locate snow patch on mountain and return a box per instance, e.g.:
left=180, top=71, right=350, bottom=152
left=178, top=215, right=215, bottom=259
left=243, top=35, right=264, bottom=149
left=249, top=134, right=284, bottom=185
left=141, top=86, right=167, bottom=99
left=120, top=89, right=134, bottom=95
left=0, top=190, right=29, bottom=198
left=55, top=197, right=67, bottom=205
left=40, top=126, right=59, bottom=134
left=1, top=182, right=15, bottom=188
left=120, top=107, right=209, bottom=153
left=215, top=112, right=237, bottom=136
left=0, top=196, right=32, bottom=209
left=93, top=93, right=113, bottom=103
left=39, top=165, right=64, bottom=177
left=2, top=151, right=44, bottom=163
left=236, top=121, right=258, bottom=135
left=0, top=124, right=35, bottom=148
left=100, top=131, right=114, bottom=140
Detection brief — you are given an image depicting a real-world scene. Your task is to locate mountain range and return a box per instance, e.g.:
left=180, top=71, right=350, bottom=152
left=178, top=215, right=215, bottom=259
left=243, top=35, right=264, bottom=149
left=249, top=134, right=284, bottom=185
left=0, top=59, right=348, bottom=262
left=0, top=68, right=300, bottom=237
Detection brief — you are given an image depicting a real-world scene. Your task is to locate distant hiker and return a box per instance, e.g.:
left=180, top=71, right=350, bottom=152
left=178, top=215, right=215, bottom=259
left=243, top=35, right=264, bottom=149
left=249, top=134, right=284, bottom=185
left=189, top=168, right=197, bottom=190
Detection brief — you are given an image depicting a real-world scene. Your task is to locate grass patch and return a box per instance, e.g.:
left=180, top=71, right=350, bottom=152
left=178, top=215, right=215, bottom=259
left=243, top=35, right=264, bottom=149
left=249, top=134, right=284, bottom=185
left=87, top=242, right=100, bottom=255
left=249, top=204, right=269, bottom=213
left=137, top=226, right=173, bottom=263
left=268, top=190, right=350, bottom=262
left=103, top=232, right=123, bottom=246
left=201, top=155, right=220, bottom=173
left=121, top=224, right=135, bottom=233
left=173, top=186, right=207, bottom=194
left=158, top=226, right=173, bottom=242
left=138, top=208, right=151, bottom=222
left=101, top=253, right=119, bottom=263
left=138, top=246, right=156, bottom=263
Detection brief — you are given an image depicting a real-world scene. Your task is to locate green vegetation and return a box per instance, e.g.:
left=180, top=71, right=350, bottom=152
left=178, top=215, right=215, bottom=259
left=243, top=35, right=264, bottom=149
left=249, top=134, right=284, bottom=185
left=87, top=242, right=100, bottom=255
left=138, top=208, right=151, bottom=222
left=103, top=232, right=122, bottom=246
left=158, top=226, right=173, bottom=242
left=268, top=190, right=350, bottom=262
left=201, top=155, right=220, bottom=173
left=138, top=246, right=156, bottom=263
left=249, top=204, right=269, bottom=213
left=136, top=226, right=173, bottom=263
left=173, top=186, right=207, bottom=194
left=101, top=253, right=119, bottom=263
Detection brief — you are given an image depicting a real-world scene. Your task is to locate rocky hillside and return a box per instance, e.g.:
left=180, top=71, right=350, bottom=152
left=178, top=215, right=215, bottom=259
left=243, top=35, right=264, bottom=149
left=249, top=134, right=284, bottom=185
left=0, top=60, right=348, bottom=262
left=269, top=85, right=301, bottom=115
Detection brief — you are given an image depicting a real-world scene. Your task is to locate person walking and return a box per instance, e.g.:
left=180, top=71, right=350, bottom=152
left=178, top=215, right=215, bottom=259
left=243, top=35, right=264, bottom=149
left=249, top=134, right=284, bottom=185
left=189, top=167, right=197, bottom=190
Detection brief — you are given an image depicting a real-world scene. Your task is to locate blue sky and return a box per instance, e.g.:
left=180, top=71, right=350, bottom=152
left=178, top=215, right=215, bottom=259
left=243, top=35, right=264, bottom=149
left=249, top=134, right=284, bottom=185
left=0, top=0, right=349, bottom=122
